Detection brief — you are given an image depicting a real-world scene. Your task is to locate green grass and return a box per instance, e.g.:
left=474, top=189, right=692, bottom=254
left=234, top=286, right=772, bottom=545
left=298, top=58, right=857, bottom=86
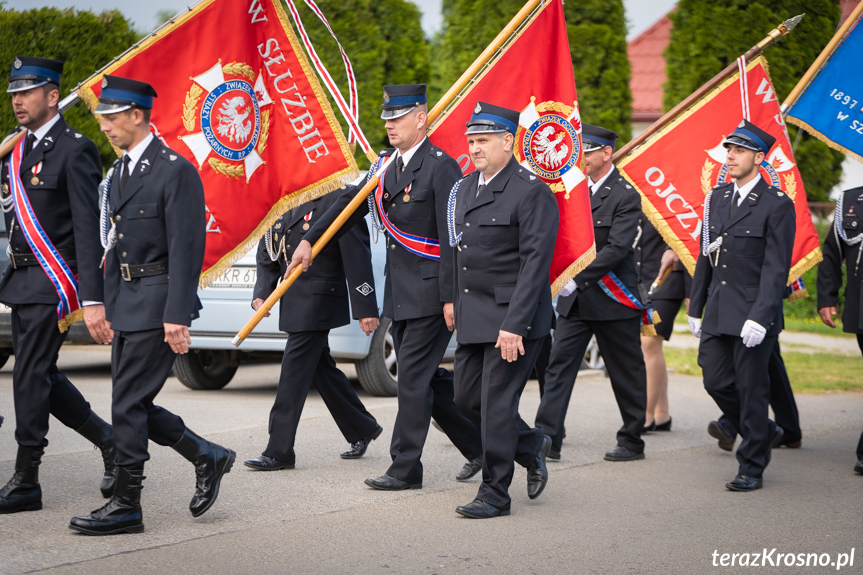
left=663, top=347, right=863, bottom=394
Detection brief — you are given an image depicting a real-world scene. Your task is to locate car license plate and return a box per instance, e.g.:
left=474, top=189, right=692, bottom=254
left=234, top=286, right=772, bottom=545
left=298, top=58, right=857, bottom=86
left=208, top=266, right=257, bottom=288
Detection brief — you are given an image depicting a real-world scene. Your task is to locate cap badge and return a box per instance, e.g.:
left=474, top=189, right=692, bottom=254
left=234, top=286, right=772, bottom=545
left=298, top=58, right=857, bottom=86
left=738, top=120, right=746, bottom=128
left=383, top=90, right=390, bottom=104
left=474, top=103, right=482, bottom=114
left=101, top=78, right=108, bottom=89
left=13, top=57, right=22, bottom=70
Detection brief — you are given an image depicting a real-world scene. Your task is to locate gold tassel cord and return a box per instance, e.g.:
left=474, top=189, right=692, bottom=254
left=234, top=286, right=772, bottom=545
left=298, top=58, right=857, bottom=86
left=57, top=308, right=84, bottom=333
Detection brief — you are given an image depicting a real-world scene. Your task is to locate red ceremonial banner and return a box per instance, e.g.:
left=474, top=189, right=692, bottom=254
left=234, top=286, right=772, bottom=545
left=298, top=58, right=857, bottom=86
left=617, top=56, right=821, bottom=284
left=428, top=0, right=595, bottom=295
left=77, top=0, right=358, bottom=286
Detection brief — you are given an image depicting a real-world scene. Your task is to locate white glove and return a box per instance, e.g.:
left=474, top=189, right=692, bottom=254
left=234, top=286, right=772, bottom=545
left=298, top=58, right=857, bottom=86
left=558, top=279, right=577, bottom=297
left=688, top=316, right=702, bottom=338
left=740, top=320, right=767, bottom=348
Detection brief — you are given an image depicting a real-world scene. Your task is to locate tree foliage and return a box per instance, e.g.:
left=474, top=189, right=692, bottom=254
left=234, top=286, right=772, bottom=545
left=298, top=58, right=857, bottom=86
left=288, top=0, right=429, bottom=166
left=664, top=0, right=845, bottom=201
left=0, top=6, right=139, bottom=168
left=432, top=0, right=631, bottom=142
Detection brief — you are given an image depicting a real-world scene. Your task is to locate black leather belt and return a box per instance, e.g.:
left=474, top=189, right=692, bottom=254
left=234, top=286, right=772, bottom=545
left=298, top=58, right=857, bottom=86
left=120, top=261, right=168, bottom=281
left=10, top=251, right=75, bottom=269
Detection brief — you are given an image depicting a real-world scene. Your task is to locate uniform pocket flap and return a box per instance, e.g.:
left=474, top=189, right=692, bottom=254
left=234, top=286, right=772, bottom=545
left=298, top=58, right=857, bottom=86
left=734, top=226, right=764, bottom=238
left=418, top=261, right=439, bottom=279
left=744, top=286, right=759, bottom=302
left=311, top=278, right=346, bottom=296
left=478, top=213, right=510, bottom=226
left=128, top=202, right=159, bottom=219
left=842, top=217, right=859, bottom=231
left=494, top=284, right=516, bottom=304
left=31, top=175, right=59, bottom=189
left=406, top=186, right=428, bottom=201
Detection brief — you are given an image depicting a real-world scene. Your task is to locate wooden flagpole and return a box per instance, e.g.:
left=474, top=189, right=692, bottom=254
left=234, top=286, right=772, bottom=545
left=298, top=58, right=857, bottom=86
left=613, top=14, right=804, bottom=163
left=233, top=0, right=547, bottom=346
left=427, top=0, right=544, bottom=126
left=780, top=2, right=863, bottom=113
left=232, top=156, right=393, bottom=347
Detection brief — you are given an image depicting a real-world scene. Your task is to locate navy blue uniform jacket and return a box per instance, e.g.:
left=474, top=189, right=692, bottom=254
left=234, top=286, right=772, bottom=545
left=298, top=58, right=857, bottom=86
left=103, top=138, right=206, bottom=332
left=253, top=193, right=378, bottom=333
left=451, top=157, right=558, bottom=344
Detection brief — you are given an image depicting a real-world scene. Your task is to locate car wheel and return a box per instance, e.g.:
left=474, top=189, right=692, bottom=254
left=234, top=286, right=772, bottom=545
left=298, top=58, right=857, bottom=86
left=173, top=349, right=239, bottom=390
left=580, top=335, right=606, bottom=373
left=0, top=348, right=10, bottom=370
left=355, top=317, right=398, bottom=396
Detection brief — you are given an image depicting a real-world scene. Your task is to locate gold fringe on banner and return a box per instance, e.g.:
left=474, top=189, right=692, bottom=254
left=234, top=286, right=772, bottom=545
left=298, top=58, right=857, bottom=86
left=787, top=247, right=823, bottom=287
left=786, top=116, right=863, bottom=164
left=550, top=243, right=596, bottom=298
left=57, top=308, right=84, bottom=333
left=787, top=288, right=809, bottom=302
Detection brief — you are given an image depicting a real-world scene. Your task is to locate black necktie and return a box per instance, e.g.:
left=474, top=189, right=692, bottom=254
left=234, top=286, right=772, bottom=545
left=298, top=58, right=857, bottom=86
left=475, top=183, right=486, bottom=199
left=730, top=189, right=740, bottom=216
left=24, top=133, right=37, bottom=159
left=119, top=156, right=131, bottom=197
left=395, top=155, right=405, bottom=180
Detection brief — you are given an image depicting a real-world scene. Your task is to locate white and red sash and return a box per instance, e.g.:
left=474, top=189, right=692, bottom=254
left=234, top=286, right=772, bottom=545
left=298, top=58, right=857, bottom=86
left=372, top=167, right=440, bottom=261
left=8, top=136, right=81, bottom=330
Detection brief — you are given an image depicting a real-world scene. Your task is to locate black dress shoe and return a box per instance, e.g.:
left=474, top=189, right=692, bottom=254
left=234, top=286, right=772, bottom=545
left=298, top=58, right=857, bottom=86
left=455, top=458, right=482, bottom=481
left=243, top=454, right=294, bottom=471
left=654, top=417, right=672, bottom=432
left=455, top=498, right=510, bottom=518
left=854, top=460, right=863, bottom=475
left=764, top=423, right=784, bottom=467
left=779, top=439, right=802, bottom=448
left=708, top=420, right=736, bottom=452
left=341, top=424, right=383, bottom=459
left=604, top=445, right=645, bottom=462
left=725, top=474, right=763, bottom=491
left=527, top=436, right=551, bottom=500
left=364, top=474, right=421, bottom=491
left=0, top=414, right=4, bottom=428
left=547, top=448, right=561, bottom=461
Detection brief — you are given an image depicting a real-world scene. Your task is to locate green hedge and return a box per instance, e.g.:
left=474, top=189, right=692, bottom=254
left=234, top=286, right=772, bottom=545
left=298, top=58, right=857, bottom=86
left=0, top=6, right=138, bottom=169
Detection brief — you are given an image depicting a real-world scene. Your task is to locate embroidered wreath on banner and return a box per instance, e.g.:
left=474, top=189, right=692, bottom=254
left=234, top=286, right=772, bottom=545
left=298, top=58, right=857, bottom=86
left=179, top=59, right=274, bottom=183
left=700, top=146, right=798, bottom=202
left=514, top=100, right=579, bottom=196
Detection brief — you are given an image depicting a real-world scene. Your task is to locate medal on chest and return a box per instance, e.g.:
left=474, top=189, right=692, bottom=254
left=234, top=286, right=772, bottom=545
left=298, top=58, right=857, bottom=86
left=303, top=210, right=313, bottom=231
left=30, top=161, right=43, bottom=186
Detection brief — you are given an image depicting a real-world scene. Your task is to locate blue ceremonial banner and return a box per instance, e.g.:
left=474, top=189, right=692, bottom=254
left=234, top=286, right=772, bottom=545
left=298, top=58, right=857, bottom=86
left=786, top=17, right=863, bottom=163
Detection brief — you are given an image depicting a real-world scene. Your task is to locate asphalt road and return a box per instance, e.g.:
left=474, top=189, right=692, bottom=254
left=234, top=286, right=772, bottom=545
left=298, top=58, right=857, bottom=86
left=0, top=346, right=861, bottom=574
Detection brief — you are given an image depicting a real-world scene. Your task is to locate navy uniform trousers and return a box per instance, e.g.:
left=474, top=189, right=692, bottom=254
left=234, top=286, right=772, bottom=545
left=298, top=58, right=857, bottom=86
left=387, top=314, right=483, bottom=483
left=110, top=329, right=185, bottom=467
left=698, top=333, right=776, bottom=477
left=717, top=340, right=801, bottom=444
left=454, top=339, right=545, bottom=509
left=264, top=331, right=378, bottom=464
left=10, top=304, right=91, bottom=446
left=535, top=315, right=646, bottom=453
